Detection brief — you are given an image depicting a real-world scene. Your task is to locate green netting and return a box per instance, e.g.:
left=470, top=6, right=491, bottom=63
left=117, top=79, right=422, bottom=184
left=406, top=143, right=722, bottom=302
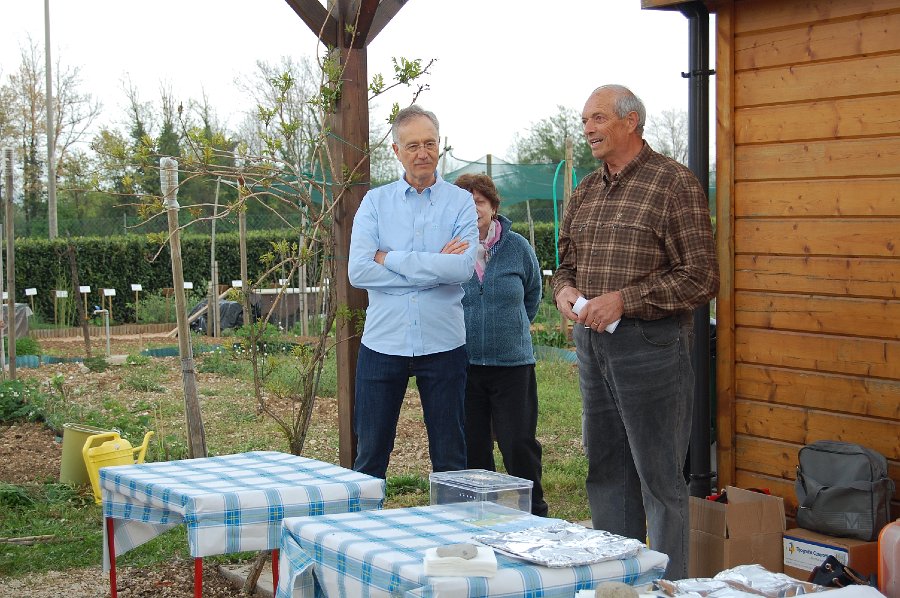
left=443, top=155, right=596, bottom=205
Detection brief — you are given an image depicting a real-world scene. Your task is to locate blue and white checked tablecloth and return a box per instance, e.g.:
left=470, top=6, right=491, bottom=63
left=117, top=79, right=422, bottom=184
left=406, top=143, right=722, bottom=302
left=276, top=502, right=668, bottom=598
left=100, top=451, right=384, bottom=570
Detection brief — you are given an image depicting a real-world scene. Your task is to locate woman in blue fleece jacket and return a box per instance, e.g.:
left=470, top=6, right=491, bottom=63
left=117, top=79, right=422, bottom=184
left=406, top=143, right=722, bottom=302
left=454, top=173, right=547, bottom=516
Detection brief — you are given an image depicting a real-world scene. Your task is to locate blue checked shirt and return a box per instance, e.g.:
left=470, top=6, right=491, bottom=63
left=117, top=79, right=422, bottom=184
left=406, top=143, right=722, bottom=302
left=349, top=173, right=478, bottom=356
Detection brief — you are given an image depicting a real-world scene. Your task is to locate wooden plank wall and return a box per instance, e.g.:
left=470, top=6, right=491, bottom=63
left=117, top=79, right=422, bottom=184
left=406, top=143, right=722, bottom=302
left=725, top=0, right=900, bottom=521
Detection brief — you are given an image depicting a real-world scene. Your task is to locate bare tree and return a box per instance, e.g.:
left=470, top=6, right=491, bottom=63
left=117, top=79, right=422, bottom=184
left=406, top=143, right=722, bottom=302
left=646, top=108, right=688, bottom=165
left=0, top=38, right=100, bottom=236
left=5, top=41, right=46, bottom=235
left=512, top=105, right=596, bottom=169
left=51, top=57, right=101, bottom=168
left=234, top=56, right=323, bottom=171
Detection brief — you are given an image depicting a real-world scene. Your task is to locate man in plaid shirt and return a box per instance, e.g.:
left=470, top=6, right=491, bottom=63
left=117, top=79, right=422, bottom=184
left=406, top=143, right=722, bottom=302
left=552, top=84, right=718, bottom=580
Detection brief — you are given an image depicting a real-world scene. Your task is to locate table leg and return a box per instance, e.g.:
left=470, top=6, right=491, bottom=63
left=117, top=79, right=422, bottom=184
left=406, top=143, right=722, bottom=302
left=194, top=557, right=203, bottom=598
left=272, top=548, right=279, bottom=590
left=106, top=517, right=118, bottom=598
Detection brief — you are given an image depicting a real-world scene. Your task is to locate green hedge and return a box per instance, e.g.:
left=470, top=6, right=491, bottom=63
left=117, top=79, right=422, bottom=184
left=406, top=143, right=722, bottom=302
left=14, top=230, right=299, bottom=323
left=510, top=221, right=558, bottom=273
left=13, top=222, right=562, bottom=324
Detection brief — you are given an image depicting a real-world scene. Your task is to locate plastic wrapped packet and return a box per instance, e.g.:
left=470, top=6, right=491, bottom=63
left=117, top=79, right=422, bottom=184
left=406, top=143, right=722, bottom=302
left=656, top=565, right=824, bottom=598
left=473, top=522, right=644, bottom=568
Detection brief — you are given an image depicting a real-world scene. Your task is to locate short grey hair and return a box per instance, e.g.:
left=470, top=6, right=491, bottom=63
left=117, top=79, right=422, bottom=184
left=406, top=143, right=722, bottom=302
left=391, top=105, right=440, bottom=144
left=593, top=84, right=646, bottom=134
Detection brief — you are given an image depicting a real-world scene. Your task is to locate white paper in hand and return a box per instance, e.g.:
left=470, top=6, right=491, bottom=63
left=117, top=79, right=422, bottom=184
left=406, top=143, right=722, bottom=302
left=572, top=296, right=620, bottom=334
left=572, top=297, right=588, bottom=315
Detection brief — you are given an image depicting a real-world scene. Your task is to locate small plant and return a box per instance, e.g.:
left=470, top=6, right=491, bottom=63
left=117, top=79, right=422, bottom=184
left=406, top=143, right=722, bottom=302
left=125, top=353, right=151, bottom=366
left=48, top=373, right=70, bottom=404
left=123, top=371, right=164, bottom=393
left=0, top=483, right=34, bottom=508
left=83, top=356, right=109, bottom=373
left=198, top=348, right=247, bottom=376
left=0, top=380, right=33, bottom=422
left=14, top=337, right=42, bottom=356
left=531, top=326, right=571, bottom=349
left=233, top=321, right=282, bottom=351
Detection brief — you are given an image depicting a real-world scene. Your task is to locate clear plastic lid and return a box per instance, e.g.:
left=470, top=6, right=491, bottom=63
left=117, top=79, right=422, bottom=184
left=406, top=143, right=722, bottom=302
left=429, top=469, right=532, bottom=490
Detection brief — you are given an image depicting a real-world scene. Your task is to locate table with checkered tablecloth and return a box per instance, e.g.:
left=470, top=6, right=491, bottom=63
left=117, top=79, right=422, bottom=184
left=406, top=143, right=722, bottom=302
left=277, top=502, right=668, bottom=598
left=99, top=451, right=384, bottom=597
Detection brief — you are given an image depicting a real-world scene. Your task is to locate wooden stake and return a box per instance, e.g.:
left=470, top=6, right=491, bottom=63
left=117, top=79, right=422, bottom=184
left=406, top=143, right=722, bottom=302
left=66, top=237, right=92, bottom=359
left=161, top=157, right=207, bottom=459
left=209, top=177, right=220, bottom=337
left=3, top=149, right=15, bottom=380
left=0, top=228, right=6, bottom=380
left=239, top=205, right=249, bottom=326
left=560, top=138, right=573, bottom=337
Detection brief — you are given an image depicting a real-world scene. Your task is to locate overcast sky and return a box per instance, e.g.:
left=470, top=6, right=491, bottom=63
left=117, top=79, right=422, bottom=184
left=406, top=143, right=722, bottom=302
left=1, top=0, right=713, bottom=161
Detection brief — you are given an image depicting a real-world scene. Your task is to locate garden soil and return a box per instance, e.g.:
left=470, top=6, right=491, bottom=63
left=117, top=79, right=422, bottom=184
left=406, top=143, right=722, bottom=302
left=0, top=332, right=431, bottom=597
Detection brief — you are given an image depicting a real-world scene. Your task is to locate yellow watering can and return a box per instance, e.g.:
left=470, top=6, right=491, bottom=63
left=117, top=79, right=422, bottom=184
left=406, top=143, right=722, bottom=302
left=82, top=431, right=154, bottom=504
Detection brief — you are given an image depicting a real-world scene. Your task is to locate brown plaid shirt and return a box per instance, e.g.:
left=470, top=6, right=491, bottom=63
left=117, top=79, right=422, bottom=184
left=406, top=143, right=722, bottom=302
left=552, top=143, right=718, bottom=321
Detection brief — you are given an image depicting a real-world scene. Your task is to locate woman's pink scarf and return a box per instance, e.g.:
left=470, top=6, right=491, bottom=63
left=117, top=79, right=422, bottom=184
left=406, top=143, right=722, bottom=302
left=474, top=218, right=501, bottom=282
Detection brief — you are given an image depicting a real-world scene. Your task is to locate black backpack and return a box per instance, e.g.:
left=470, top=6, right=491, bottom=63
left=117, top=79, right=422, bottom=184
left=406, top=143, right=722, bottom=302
left=795, top=440, right=895, bottom=541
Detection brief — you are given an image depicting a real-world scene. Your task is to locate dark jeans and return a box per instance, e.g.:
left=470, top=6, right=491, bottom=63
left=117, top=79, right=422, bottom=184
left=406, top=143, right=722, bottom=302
left=353, top=344, right=468, bottom=479
left=465, top=364, right=548, bottom=516
left=574, top=316, right=694, bottom=580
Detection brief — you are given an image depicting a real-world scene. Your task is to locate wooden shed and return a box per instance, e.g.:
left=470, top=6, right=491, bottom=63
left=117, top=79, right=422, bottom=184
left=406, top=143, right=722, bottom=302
left=643, top=0, right=900, bottom=523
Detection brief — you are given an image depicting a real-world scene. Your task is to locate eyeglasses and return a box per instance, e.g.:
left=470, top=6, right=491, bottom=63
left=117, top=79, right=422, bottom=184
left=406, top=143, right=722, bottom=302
left=401, top=141, right=439, bottom=154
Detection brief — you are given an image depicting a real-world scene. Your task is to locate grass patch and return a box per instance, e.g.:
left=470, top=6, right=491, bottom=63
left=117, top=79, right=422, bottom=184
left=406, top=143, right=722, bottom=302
left=385, top=474, right=430, bottom=509
left=0, top=483, right=101, bottom=576
left=123, top=367, right=166, bottom=393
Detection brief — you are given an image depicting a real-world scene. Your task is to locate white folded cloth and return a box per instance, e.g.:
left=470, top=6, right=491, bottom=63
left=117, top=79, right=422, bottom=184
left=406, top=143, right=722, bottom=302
left=423, top=545, right=497, bottom=577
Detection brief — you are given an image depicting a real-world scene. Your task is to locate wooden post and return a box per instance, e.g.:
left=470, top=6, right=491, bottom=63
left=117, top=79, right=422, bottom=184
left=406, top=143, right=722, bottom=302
left=299, top=210, right=308, bottom=336
left=560, top=138, right=573, bottom=336
left=106, top=292, right=114, bottom=323
left=329, top=41, right=369, bottom=469
left=440, top=136, right=449, bottom=176
left=525, top=200, right=536, bottom=251
left=0, top=229, right=5, bottom=380
left=239, top=206, right=249, bottom=327
left=3, top=149, right=15, bottom=380
left=286, top=0, right=411, bottom=469
left=66, top=238, right=92, bottom=359
left=209, top=177, right=220, bottom=337
left=486, top=153, right=492, bottom=177
left=161, top=157, right=207, bottom=459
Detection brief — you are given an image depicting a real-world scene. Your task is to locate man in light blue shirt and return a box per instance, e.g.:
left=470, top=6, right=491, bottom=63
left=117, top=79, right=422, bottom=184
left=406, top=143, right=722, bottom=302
left=348, top=105, right=478, bottom=479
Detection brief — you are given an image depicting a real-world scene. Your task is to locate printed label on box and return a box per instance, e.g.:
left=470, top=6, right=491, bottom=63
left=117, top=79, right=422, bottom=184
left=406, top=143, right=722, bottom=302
left=784, top=535, right=849, bottom=571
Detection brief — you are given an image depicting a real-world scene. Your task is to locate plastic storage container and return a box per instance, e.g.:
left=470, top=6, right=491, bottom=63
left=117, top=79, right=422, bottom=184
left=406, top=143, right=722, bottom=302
left=429, top=469, right=532, bottom=517
left=880, top=518, right=900, bottom=598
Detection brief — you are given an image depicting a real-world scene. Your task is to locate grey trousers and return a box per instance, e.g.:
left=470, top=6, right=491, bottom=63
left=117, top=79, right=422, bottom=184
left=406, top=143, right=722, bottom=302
left=574, top=315, right=694, bottom=580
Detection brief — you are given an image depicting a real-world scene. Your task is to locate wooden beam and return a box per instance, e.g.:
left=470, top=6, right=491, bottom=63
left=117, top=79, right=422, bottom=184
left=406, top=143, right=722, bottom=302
left=714, top=0, right=736, bottom=489
left=366, top=0, right=409, bottom=45
left=348, top=0, right=379, bottom=48
left=329, top=43, right=370, bottom=469
left=284, top=0, right=338, bottom=47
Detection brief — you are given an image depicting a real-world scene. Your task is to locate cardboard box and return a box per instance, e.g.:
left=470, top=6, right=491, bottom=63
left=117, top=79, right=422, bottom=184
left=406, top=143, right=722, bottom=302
left=689, top=486, right=786, bottom=578
left=783, top=527, right=878, bottom=581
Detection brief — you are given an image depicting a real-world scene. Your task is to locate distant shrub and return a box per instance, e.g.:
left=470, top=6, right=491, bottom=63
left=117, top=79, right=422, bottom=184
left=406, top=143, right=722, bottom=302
left=0, top=379, right=39, bottom=422
left=14, top=337, right=42, bottom=356
left=83, top=356, right=109, bottom=373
